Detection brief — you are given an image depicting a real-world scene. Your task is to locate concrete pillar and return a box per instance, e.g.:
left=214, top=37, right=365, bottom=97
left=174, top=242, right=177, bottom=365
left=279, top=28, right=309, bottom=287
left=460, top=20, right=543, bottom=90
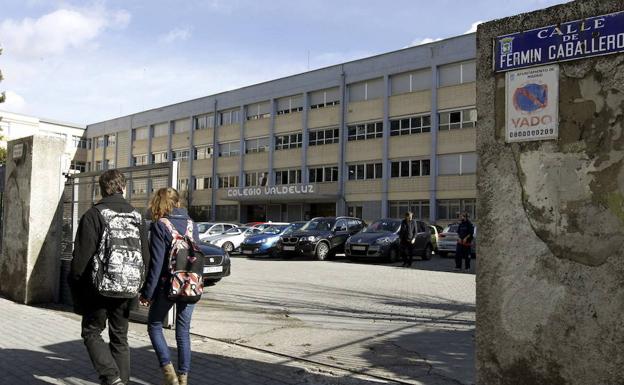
left=210, top=100, right=218, bottom=221
left=268, top=99, right=276, bottom=187
left=381, top=74, right=390, bottom=218
left=0, top=136, right=68, bottom=304
left=301, top=92, right=309, bottom=184
left=429, top=62, right=439, bottom=224
left=337, top=67, right=347, bottom=216
left=239, top=105, right=245, bottom=187
left=187, top=114, right=196, bottom=207
left=476, top=2, right=624, bottom=384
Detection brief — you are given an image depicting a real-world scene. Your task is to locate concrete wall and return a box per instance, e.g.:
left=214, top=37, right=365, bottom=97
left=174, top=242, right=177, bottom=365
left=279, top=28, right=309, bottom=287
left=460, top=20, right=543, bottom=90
left=476, top=1, right=624, bottom=384
left=0, top=136, right=67, bottom=304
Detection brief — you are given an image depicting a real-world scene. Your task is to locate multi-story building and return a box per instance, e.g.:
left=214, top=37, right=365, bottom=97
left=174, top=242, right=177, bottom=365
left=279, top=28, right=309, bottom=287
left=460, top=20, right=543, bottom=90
left=0, top=110, right=88, bottom=174
left=85, top=33, right=476, bottom=225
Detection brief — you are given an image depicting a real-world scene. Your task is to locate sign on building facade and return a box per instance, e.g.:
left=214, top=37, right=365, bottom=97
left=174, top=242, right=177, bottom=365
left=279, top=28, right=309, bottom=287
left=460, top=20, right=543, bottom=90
left=505, top=65, right=559, bottom=143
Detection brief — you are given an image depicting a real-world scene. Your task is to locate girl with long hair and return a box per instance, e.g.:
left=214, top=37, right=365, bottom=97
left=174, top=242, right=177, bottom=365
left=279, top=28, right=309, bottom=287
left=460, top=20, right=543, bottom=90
left=140, top=187, right=199, bottom=385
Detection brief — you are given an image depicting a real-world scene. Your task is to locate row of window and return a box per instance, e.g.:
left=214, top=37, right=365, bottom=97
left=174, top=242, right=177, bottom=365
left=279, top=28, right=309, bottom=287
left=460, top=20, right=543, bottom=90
left=388, top=198, right=476, bottom=221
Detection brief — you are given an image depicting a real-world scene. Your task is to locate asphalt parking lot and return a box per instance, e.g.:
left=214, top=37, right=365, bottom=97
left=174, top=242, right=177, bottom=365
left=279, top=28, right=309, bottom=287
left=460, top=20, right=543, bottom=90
left=191, top=254, right=476, bottom=385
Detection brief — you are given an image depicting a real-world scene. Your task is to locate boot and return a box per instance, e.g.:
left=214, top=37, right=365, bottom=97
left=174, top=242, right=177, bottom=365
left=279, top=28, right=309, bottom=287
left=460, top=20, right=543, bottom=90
left=178, top=373, right=188, bottom=385
left=162, top=363, right=180, bottom=385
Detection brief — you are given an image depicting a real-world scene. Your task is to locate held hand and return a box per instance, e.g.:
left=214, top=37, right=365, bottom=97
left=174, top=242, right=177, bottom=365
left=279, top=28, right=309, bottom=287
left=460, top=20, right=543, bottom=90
left=411, top=238, right=415, bottom=244
left=139, top=296, right=151, bottom=307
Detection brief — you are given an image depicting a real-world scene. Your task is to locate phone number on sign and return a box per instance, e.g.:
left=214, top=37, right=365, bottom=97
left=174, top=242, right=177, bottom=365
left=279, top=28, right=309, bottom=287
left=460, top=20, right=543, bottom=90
left=509, top=128, right=555, bottom=139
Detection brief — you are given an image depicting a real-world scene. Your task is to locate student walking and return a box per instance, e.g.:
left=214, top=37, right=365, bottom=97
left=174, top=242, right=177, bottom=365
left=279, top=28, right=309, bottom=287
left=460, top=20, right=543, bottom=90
left=455, top=212, right=475, bottom=270
left=140, top=187, right=202, bottom=385
left=69, top=170, right=150, bottom=385
left=399, top=211, right=417, bottom=267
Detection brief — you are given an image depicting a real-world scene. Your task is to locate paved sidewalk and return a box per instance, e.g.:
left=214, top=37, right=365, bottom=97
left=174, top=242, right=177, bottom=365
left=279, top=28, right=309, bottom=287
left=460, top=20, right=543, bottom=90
left=0, top=297, right=395, bottom=385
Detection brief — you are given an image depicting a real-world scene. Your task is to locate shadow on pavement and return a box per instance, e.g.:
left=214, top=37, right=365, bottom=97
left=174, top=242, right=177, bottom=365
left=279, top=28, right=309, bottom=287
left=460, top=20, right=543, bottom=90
left=0, top=339, right=388, bottom=385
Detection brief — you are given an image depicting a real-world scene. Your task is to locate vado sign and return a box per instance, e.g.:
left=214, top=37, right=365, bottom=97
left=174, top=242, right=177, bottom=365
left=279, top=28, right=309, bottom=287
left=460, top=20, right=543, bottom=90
left=227, top=184, right=315, bottom=198
left=505, top=64, right=559, bottom=143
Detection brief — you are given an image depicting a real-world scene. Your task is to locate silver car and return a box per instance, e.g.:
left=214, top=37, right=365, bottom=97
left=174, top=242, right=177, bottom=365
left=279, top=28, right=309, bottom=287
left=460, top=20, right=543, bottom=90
left=436, top=223, right=477, bottom=258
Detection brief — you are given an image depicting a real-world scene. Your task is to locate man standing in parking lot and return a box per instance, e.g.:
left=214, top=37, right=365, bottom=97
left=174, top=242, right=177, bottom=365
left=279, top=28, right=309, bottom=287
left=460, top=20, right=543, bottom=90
left=399, top=211, right=416, bottom=267
left=455, top=212, right=474, bottom=271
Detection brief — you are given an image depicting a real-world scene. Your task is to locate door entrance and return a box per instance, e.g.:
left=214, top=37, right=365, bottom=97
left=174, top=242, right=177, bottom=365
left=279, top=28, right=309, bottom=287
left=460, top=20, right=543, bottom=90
left=310, top=203, right=336, bottom=218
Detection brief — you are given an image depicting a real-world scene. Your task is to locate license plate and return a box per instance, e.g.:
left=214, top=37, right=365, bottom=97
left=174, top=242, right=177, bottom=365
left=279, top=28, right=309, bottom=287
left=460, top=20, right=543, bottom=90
left=283, top=246, right=295, bottom=251
left=203, top=266, right=223, bottom=273
left=352, top=245, right=366, bottom=251
left=243, top=250, right=253, bottom=254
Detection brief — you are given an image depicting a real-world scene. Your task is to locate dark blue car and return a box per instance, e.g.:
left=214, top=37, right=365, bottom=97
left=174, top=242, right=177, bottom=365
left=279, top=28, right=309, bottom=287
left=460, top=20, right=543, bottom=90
left=240, top=222, right=306, bottom=257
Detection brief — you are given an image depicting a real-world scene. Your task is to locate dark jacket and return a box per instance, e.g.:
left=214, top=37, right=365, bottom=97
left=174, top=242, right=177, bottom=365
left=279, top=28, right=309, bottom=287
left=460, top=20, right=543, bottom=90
left=140, top=208, right=200, bottom=301
left=457, top=220, right=475, bottom=243
left=399, top=219, right=417, bottom=243
left=69, top=194, right=150, bottom=314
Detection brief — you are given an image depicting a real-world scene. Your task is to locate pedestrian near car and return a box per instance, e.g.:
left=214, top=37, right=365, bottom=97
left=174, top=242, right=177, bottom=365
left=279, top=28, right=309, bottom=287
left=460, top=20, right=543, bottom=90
left=69, top=170, right=150, bottom=385
left=455, top=212, right=474, bottom=270
left=140, top=187, right=201, bottom=385
left=398, top=211, right=417, bottom=267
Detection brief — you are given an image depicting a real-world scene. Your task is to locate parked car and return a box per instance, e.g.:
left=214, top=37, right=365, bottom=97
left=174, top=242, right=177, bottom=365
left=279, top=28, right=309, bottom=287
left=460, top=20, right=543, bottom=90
left=206, top=226, right=263, bottom=253
left=277, top=217, right=365, bottom=260
left=197, top=222, right=238, bottom=241
left=198, top=242, right=231, bottom=286
left=428, top=224, right=444, bottom=253
left=240, top=222, right=306, bottom=257
left=437, top=223, right=477, bottom=258
left=345, top=218, right=401, bottom=261
left=251, top=222, right=290, bottom=231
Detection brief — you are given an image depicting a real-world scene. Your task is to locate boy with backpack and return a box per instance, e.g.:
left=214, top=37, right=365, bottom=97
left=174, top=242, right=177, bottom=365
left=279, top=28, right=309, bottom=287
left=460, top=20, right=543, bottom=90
left=69, top=170, right=150, bottom=385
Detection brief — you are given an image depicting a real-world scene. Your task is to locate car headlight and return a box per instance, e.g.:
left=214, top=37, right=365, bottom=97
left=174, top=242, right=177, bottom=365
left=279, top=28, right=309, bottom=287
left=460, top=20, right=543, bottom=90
left=306, top=235, right=317, bottom=242
left=375, top=237, right=392, bottom=245
left=258, top=238, right=267, bottom=244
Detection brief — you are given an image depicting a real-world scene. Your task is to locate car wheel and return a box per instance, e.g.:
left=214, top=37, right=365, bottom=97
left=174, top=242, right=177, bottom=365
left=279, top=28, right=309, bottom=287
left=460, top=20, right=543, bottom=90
left=222, top=242, right=234, bottom=253
left=438, top=251, right=448, bottom=258
left=422, top=244, right=432, bottom=260
left=387, top=247, right=399, bottom=263
left=315, top=242, right=330, bottom=261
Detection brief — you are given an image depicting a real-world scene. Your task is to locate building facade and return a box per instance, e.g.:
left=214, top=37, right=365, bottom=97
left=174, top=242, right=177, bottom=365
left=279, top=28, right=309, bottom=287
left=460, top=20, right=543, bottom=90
left=85, top=33, right=476, bottom=225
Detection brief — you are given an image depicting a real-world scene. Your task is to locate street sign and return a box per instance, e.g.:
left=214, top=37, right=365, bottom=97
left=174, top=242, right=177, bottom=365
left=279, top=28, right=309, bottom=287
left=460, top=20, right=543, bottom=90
left=505, top=65, right=559, bottom=143
left=494, top=10, right=624, bottom=72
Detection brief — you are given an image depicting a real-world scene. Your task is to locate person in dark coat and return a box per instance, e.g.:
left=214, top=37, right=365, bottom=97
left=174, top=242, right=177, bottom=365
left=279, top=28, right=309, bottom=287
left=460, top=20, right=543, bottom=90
left=398, top=211, right=417, bottom=267
left=69, top=170, right=150, bottom=385
left=455, top=212, right=475, bottom=270
left=139, top=187, right=200, bottom=385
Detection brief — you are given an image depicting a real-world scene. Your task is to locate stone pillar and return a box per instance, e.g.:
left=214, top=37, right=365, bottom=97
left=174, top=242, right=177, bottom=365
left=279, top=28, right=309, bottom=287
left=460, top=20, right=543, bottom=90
left=476, top=1, right=624, bottom=384
left=0, top=135, right=68, bottom=304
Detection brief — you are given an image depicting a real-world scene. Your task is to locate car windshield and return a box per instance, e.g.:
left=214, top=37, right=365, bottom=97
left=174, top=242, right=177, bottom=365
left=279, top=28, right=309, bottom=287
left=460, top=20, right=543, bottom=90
left=364, top=220, right=400, bottom=233
left=301, top=218, right=335, bottom=231
left=222, top=227, right=240, bottom=235
left=197, top=223, right=214, bottom=233
left=242, top=227, right=257, bottom=235
left=283, top=223, right=305, bottom=235
left=445, top=224, right=459, bottom=233
left=261, top=225, right=288, bottom=235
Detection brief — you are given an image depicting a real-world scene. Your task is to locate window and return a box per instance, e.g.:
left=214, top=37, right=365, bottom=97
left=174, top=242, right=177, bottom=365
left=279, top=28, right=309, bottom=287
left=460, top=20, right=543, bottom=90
left=151, top=177, right=168, bottom=192
left=86, top=162, right=91, bottom=171
left=438, top=108, right=477, bottom=130
left=389, top=200, right=430, bottom=220
left=178, top=178, right=189, bottom=191
left=275, top=169, right=301, bottom=185
left=347, top=205, right=363, bottom=219
left=309, top=127, right=339, bottom=146
left=246, top=102, right=271, bottom=120
left=194, top=145, right=213, bottom=160
left=309, top=166, right=338, bottom=183
left=194, top=176, right=213, bottom=190
left=218, top=109, right=241, bottom=126
left=95, top=137, right=106, bottom=148
left=390, top=69, right=432, bottom=95
left=133, top=154, right=148, bottom=166
left=276, top=95, right=303, bottom=115
left=71, top=161, right=86, bottom=172
left=309, top=87, right=340, bottom=109
left=133, top=127, right=148, bottom=141
left=218, top=141, right=240, bottom=157
left=88, top=139, right=93, bottom=150
left=194, top=114, right=215, bottom=130
left=95, top=161, right=104, bottom=171
left=132, top=180, right=147, bottom=195
left=390, top=115, right=431, bottom=136
left=106, top=159, right=115, bottom=169
left=347, top=121, right=383, bottom=141
left=349, top=78, right=384, bottom=102
left=437, top=199, right=476, bottom=220
left=73, top=136, right=88, bottom=149
left=107, top=134, right=116, bottom=147
left=173, top=119, right=190, bottom=134
left=172, top=149, right=190, bottom=161
left=152, top=151, right=168, bottom=164
left=245, top=171, right=268, bottom=187
left=275, top=133, right=302, bottom=150
left=390, top=159, right=431, bottom=177
left=438, top=61, right=476, bottom=87
left=216, top=205, right=238, bottom=221
left=218, top=175, right=239, bottom=188
left=245, top=137, right=269, bottom=153
left=438, top=153, right=477, bottom=175
left=153, top=123, right=169, bottom=137
left=348, top=162, right=382, bottom=180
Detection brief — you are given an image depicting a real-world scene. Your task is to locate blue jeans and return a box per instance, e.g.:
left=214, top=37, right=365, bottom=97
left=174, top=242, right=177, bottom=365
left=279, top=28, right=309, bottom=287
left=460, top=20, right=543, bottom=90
left=147, top=288, right=196, bottom=374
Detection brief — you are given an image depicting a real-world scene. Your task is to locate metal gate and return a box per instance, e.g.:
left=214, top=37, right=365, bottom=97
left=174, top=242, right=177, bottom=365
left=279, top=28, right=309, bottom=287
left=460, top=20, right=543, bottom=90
left=59, top=163, right=178, bottom=322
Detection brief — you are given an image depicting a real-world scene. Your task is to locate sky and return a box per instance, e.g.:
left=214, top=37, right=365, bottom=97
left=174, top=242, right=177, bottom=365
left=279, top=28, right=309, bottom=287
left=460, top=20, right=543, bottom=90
left=0, top=0, right=569, bottom=125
